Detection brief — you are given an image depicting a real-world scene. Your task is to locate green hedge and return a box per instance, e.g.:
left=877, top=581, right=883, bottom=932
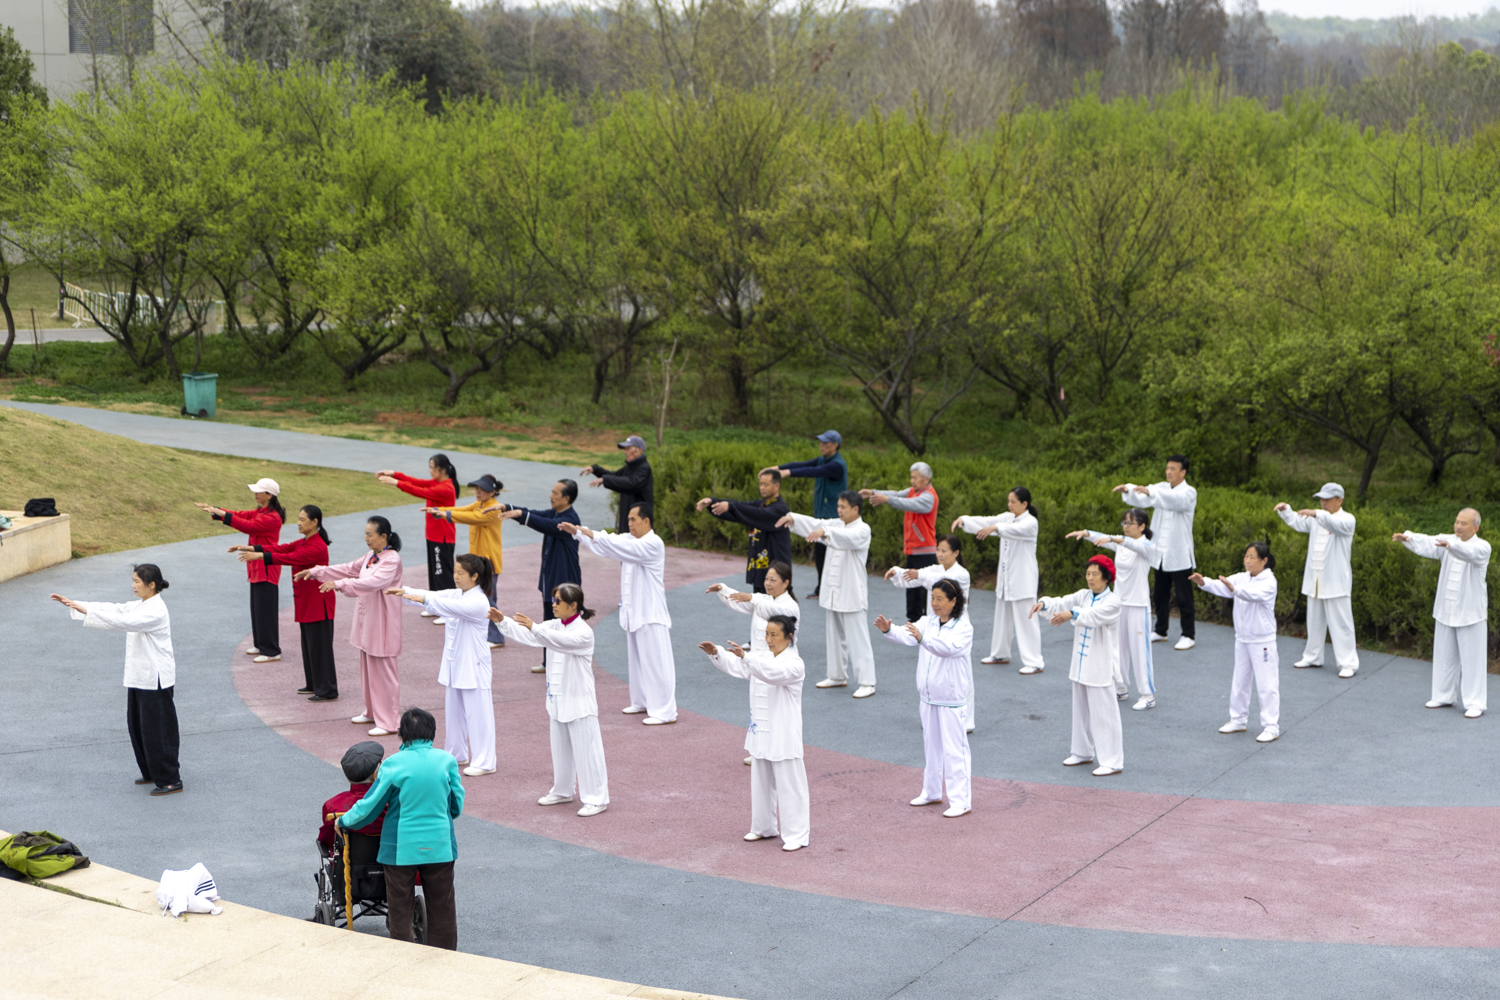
left=654, top=441, right=1499, bottom=660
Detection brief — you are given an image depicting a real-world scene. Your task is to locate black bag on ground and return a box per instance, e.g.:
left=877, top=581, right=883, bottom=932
left=23, top=498, right=59, bottom=517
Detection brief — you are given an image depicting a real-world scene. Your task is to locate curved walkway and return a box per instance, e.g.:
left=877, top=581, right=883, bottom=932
left=3, top=401, right=1498, bottom=999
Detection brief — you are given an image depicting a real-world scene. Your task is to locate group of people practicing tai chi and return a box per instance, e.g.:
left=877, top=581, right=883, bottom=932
left=45, top=435, right=1492, bottom=859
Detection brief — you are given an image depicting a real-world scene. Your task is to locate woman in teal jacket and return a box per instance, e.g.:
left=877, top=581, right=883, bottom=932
left=339, top=707, right=464, bottom=948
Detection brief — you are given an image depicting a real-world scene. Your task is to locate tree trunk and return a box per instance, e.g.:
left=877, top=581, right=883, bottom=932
left=0, top=271, right=16, bottom=372
left=592, top=354, right=610, bottom=405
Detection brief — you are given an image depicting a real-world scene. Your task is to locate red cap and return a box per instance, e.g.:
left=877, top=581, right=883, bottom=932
left=1087, top=554, right=1116, bottom=583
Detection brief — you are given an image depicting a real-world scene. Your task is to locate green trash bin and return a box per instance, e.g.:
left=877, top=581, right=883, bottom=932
left=182, top=372, right=218, bottom=419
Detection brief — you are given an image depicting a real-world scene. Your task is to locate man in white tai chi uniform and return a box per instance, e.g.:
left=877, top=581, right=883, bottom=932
left=563, top=503, right=677, bottom=725
left=778, top=490, right=877, bottom=698
left=1114, top=454, right=1198, bottom=651
left=1276, top=482, right=1358, bottom=678
left=1395, top=508, right=1491, bottom=719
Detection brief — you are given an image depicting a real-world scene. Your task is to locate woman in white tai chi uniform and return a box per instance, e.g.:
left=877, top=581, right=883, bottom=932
left=563, top=503, right=677, bottom=725
left=1191, top=542, right=1281, bottom=743
left=708, top=560, right=800, bottom=764
left=391, top=553, right=497, bottom=775
left=886, top=535, right=976, bottom=731
left=1033, top=555, right=1124, bottom=776
left=492, top=584, right=610, bottom=816
left=877, top=580, right=975, bottom=817
left=1066, top=509, right=1158, bottom=710
left=699, top=615, right=810, bottom=850
left=953, top=487, right=1043, bottom=674
left=779, top=491, right=878, bottom=698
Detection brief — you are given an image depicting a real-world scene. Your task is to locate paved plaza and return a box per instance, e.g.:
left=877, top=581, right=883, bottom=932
left=2, top=401, right=1497, bottom=999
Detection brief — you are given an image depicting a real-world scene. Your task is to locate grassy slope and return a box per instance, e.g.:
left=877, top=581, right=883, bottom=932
left=0, top=408, right=399, bottom=556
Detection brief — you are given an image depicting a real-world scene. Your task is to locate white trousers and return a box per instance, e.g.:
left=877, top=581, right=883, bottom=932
left=626, top=624, right=677, bottom=722
left=825, top=609, right=876, bottom=686
left=1112, top=605, right=1154, bottom=696
left=443, top=685, right=496, bottom=771
left=550, top=715, right=609, bottom=805
left=1432, top=621, right=1487, bottom=712
left=1302, top=596, right=1359, bottom=671
left=1070, top=682, right=1123, bottom=770
left=919, top=702, right=971, bottom=811
left=749, top=756, right=811, bottom=848
left=963, top=657, right=976, bottom=731
left=1229, top=640, right=1280, bottom=729
left=992, top=595, right=1044, bottom=668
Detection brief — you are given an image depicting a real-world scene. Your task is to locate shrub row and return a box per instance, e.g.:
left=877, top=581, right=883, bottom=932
left=653, top=441, right=1500, bottom=660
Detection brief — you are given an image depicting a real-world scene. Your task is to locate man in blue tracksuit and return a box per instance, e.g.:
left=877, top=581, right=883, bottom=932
left=767, top=430, right=849, bottom=598
left=500, top=479, right=582, bottom=672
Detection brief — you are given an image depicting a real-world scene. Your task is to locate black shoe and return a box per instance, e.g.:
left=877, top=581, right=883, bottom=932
left=150, top=782, right=184, bottom=796
left=809, top=589, right=820, bottom=599
left=308, top=694, right=339, bottom=703
left=134, top=777, right=153, bottom=785
left=297, top=687, right=313, bottom=695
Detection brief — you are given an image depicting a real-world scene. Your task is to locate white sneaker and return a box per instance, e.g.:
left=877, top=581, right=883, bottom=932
left=486, top=642, right=503, bottom=649
left=1133, top=696, right=1156, bottom=711
left=245, top=647, right=260, bottom=655
left=743, top=757, right=753, bottom=766
left=1219, top=720, right=1247, bottom=734
left=1174, top=637, right=1196, bottom=650
left=1425, top=700, right=1453, bottom=709
left=781, top=842, right=804, bottom=852
left=744, top=832, right=769, bottom=841
left=942, top=806, right=971, bottom=818
left=420, top=610, right=436, bottom=617
left=530, top=664, right=547, bottom=673
left=463, top=766, right=495, bottom=777
left=1338, top=667, right=1357, bottom=679
left=1256, top=727, right=1280, bottom=742
left=1116, top=690, right=1130, bottom=701
left=642, top=716, right=676, bottom=725
left=1018, top=666, right=1042, bottom=675
left=980, top=656, right=1009, bottom=665
left=1062, top=755, right=1093, bottom=766
left=1465, top=708, right=1485, bottom=719
left=252, top=654, right=281, bottom=663
left=852, top=685, right=877, bottom=699
left=909, top=796, right=942, bottom=806
left=815, top=679, right=847, bottom=689
left=965, top=727, right=975, bottom=734
left=1149, top=633, right=1168, bottom=643
left=538, top=794, right=573, bottom=806
left=1293, top=659, right=1321, bottom=669
left=1092, top=766, right=1122, bottom=776
left=431, top=617, right=447, bottom=626
left=578, top=803, right=608, bottom=817
left=621, top=705, right=648, bottom=714
left=350, top=714, right=373, bottom=724
left=368, top=727, right=393, bottom=736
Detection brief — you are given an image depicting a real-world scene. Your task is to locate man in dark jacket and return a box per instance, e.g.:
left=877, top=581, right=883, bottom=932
left=695, top=469, right=792, bottom=593
left=583, top=435, right=654, bottom=535
left=766, top=430, right=849, bottom=598
left=500, top=479, right=582, bottom=672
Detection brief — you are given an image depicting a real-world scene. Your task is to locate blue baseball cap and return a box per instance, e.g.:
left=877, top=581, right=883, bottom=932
left=815, top=430, right=842, bottom=445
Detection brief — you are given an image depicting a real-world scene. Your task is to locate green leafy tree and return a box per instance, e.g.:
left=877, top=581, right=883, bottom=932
left=0, top=25, right=49, bottom=372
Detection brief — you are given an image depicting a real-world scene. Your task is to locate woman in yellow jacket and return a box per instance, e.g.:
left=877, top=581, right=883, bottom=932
left=425, top=473, right=506, bottom=648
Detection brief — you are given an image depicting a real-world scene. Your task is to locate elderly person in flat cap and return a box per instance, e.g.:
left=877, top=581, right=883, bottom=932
left=861, top=462, right=941, bottom=624
left=317, top=741, right=387, bottom=859
left=582, top=435, right=654, bottom=536
left=1276, top=483, right=1358, bottom=678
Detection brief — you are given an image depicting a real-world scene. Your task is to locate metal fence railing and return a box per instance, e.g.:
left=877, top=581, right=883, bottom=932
left=62, top=282, right=224, bottom=334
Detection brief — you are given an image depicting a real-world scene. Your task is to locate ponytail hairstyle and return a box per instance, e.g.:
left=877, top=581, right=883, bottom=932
left=552, top=583, right=595, bottom=620
left=1011, top=486, right=1036, bottom=520
left=367, top=515, right=402, bottom=552
left=1123, top=508, right=1152, bottom=540
left=1246, top=541, right=1276, bottom=570
left=766, top=614, right=798, bottom=642
left=301, top=504, right=331, bottom=544
left=132, top=563, right=170, bottom=594
left=265, top=494, right=287, bottom=523
left=455, top=553, right=494, bottom=595
left=431, top=453, right=458, bottom=486
left=931, top=578, right=965, bottom=620
left=767, top=560, right=796, bottom=602
left=937, top=534, right=965, bottom=566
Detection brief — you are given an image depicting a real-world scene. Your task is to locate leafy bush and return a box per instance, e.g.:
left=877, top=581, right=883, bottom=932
left=655, top=440, right=1500, bottom=658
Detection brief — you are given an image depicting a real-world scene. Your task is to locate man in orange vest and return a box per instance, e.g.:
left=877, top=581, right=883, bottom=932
left=862, top=462, right=940, bottom=623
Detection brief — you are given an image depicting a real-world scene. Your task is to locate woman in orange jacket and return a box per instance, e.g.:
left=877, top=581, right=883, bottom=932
left=377, top=454, right=459, bottom=623
left=195, top=478, right=287, bottom=662
left=426, top=473, right=506, bottom=647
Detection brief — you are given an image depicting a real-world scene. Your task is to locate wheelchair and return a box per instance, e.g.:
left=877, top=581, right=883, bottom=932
left=313, top=829, right=427, bottom=944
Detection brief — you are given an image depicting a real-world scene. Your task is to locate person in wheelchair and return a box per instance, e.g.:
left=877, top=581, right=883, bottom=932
left=314, top=741, right=404, bottom=935
left=318, top=741, right=386, bottom=857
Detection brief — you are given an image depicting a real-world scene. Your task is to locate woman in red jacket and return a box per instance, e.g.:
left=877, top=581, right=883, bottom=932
left=229, top=504, right=337, bottom=701
left=377, top=454, right=457, bottom=623
left=196, top=478, right=286, bottom=662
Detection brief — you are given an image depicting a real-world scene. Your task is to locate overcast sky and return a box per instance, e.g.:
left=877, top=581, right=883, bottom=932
left=1267, top=0, right=1497, bottom=16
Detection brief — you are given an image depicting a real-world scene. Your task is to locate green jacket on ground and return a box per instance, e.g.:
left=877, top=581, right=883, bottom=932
left=339, top=740, right=464, bottom=866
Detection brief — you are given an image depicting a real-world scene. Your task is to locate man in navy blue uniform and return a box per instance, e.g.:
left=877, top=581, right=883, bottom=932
left=501, top=479, right=582, bottom=673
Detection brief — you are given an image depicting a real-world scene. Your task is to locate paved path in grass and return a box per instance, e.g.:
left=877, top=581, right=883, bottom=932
left=3, top=400, right=1498, bottom=999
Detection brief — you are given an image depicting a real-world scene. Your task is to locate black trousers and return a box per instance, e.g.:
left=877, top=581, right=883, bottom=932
left=127, top=684, right=180, bottom=787
left=427, top=540, right=455, bottom=591
left=249, top=581, right=281, bottom=656
left=1152, top=567, right=1196, bottom=639
left=813, top=545, right=827, bottom=595
left=300, top=619, right=338, bottom=699
left=484, top=572, right=503, bottom=645
left=905, top=553, right=938, bottom=621
left=385, top=861, right=456, bottom=950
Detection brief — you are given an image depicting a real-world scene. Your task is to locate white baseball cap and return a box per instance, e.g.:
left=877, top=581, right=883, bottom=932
left=247, top=478, right=281, bottom=496
left=1312, top=483, right=1344, bottom=499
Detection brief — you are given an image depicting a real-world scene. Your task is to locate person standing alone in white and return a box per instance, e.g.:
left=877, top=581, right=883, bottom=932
left=1066, top=508, right=1158, bottom=710
left=952, top=487, right=1043, bottom=675
left=1276, top=483, right=1358, bottom=678
left=562, top=504, right=677, bottom=725
left=1191, top=542, right=1281, bottom=743
left=1114, top=455, right=1198, bottom=651
left=1032, top=555, right=1124, bottom=776
left=1394, top=508, right=1491, bottom=719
